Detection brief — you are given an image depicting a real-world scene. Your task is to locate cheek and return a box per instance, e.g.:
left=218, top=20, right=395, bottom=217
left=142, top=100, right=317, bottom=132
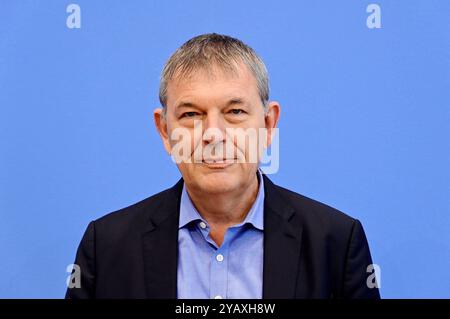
left=227, top=128, right=265, bottom=162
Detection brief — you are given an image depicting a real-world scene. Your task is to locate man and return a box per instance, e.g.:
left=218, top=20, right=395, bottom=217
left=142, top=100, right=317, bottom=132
left=66, top=33, right=380, bottom=299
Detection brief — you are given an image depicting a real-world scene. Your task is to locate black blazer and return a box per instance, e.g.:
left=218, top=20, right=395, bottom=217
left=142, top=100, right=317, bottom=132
left=66, top=175, right=380, bottom=299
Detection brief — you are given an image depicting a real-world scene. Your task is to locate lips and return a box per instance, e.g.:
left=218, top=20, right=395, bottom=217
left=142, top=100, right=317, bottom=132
left=200, top=158, right=237, bottom=168
left=202, top=158, right=236, bottom=164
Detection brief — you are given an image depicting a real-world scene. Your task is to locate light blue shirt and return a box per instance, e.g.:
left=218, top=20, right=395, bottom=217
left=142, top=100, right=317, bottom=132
left=177, top=170, right=264, bottom=299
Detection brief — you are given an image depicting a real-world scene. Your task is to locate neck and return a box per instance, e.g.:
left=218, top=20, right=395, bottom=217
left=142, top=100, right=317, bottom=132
left=185, top=173, right=260, bottom=228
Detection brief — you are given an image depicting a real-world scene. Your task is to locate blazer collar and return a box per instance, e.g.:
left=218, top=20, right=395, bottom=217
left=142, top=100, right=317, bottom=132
left=262, top=174, right=304, bottom=298
left=141, top=178, right=183, bottom=298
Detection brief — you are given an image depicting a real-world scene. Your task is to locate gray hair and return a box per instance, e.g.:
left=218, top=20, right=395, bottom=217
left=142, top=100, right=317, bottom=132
left=159, top=33, right=269, bottom=111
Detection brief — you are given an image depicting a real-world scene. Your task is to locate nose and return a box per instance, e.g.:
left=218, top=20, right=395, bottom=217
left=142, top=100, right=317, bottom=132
left=202, top=111, right=226, bottom=145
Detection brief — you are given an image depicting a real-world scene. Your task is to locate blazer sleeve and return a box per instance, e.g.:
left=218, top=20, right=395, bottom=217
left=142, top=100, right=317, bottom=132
left=342, top=219, right=381, bottom=299
left=65, top=221, right=96, bottom=299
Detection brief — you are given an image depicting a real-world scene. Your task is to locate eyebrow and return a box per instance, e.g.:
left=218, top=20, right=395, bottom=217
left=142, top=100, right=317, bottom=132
left=227, top=97, right=245, bottom=106
left=176, top=101, right=198, bottom=109
left=175, top=97, right=247, bottom=110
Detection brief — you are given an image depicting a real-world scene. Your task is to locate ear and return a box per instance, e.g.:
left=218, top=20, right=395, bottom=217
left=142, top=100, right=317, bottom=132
left=153, top=108, right=172, bottom=154
left=264, top=101, right=281, bottom=148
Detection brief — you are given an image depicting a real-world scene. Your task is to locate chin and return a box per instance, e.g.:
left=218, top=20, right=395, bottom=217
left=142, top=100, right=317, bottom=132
left=204, top=175, right=241, bottom=193
left=190, top=171, right=243, bottom=194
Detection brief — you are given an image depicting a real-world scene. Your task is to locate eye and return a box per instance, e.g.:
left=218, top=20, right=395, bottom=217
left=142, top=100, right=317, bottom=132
left=228, top=109, right=245, bottom=115
left=181, top=111, right=200, bottom=118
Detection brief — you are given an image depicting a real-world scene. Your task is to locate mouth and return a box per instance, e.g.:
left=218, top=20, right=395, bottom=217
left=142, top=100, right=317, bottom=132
left=201, top=158, right=236, bottom=168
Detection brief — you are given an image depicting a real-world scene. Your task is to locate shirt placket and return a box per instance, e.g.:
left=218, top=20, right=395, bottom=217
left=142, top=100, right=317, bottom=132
left=209, top=241, right=229, bottom=299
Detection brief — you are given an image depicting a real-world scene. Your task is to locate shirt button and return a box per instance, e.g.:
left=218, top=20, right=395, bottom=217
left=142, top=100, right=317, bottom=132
left=216, top=254, right=224, bottom=262
left=199, top=222, right=207, bottom=229
left=214, top=295, right=223, bottom=299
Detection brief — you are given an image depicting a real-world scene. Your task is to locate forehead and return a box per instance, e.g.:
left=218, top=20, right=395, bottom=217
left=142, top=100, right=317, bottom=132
left=165, top=63, right=260, bottom=107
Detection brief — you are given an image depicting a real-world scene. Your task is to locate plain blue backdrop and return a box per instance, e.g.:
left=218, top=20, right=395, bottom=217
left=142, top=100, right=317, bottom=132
left=1, top=0, right=449, bottom=298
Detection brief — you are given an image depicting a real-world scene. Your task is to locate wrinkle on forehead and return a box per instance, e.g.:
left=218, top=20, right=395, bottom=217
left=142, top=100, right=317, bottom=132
left=165, top=62, right=259, bottom=107
left=171, top=60, right=248, bottom=86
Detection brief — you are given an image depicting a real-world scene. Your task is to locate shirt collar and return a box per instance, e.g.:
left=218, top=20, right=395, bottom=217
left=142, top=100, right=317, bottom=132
left=179, top=169, right=265, bottom=231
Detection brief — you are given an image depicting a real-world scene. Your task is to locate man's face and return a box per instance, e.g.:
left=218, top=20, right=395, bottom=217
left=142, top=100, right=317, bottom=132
left=154, top=63, right=279, bottom=195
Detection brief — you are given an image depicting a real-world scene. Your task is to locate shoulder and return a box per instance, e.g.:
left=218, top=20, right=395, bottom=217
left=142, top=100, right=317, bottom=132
left=270, top=181, right=359, bottom=238
left=90, top=180, right=181, bottom=238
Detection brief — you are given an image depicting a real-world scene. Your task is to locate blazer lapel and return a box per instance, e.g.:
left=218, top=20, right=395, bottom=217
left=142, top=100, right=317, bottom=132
left=262, top=175, right=304, bottom=299
left=141, top=178, right=183, bottom=299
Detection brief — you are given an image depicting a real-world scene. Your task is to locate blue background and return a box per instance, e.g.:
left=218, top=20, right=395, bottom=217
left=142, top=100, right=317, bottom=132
left=1, top=0, right=449, bottom=298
